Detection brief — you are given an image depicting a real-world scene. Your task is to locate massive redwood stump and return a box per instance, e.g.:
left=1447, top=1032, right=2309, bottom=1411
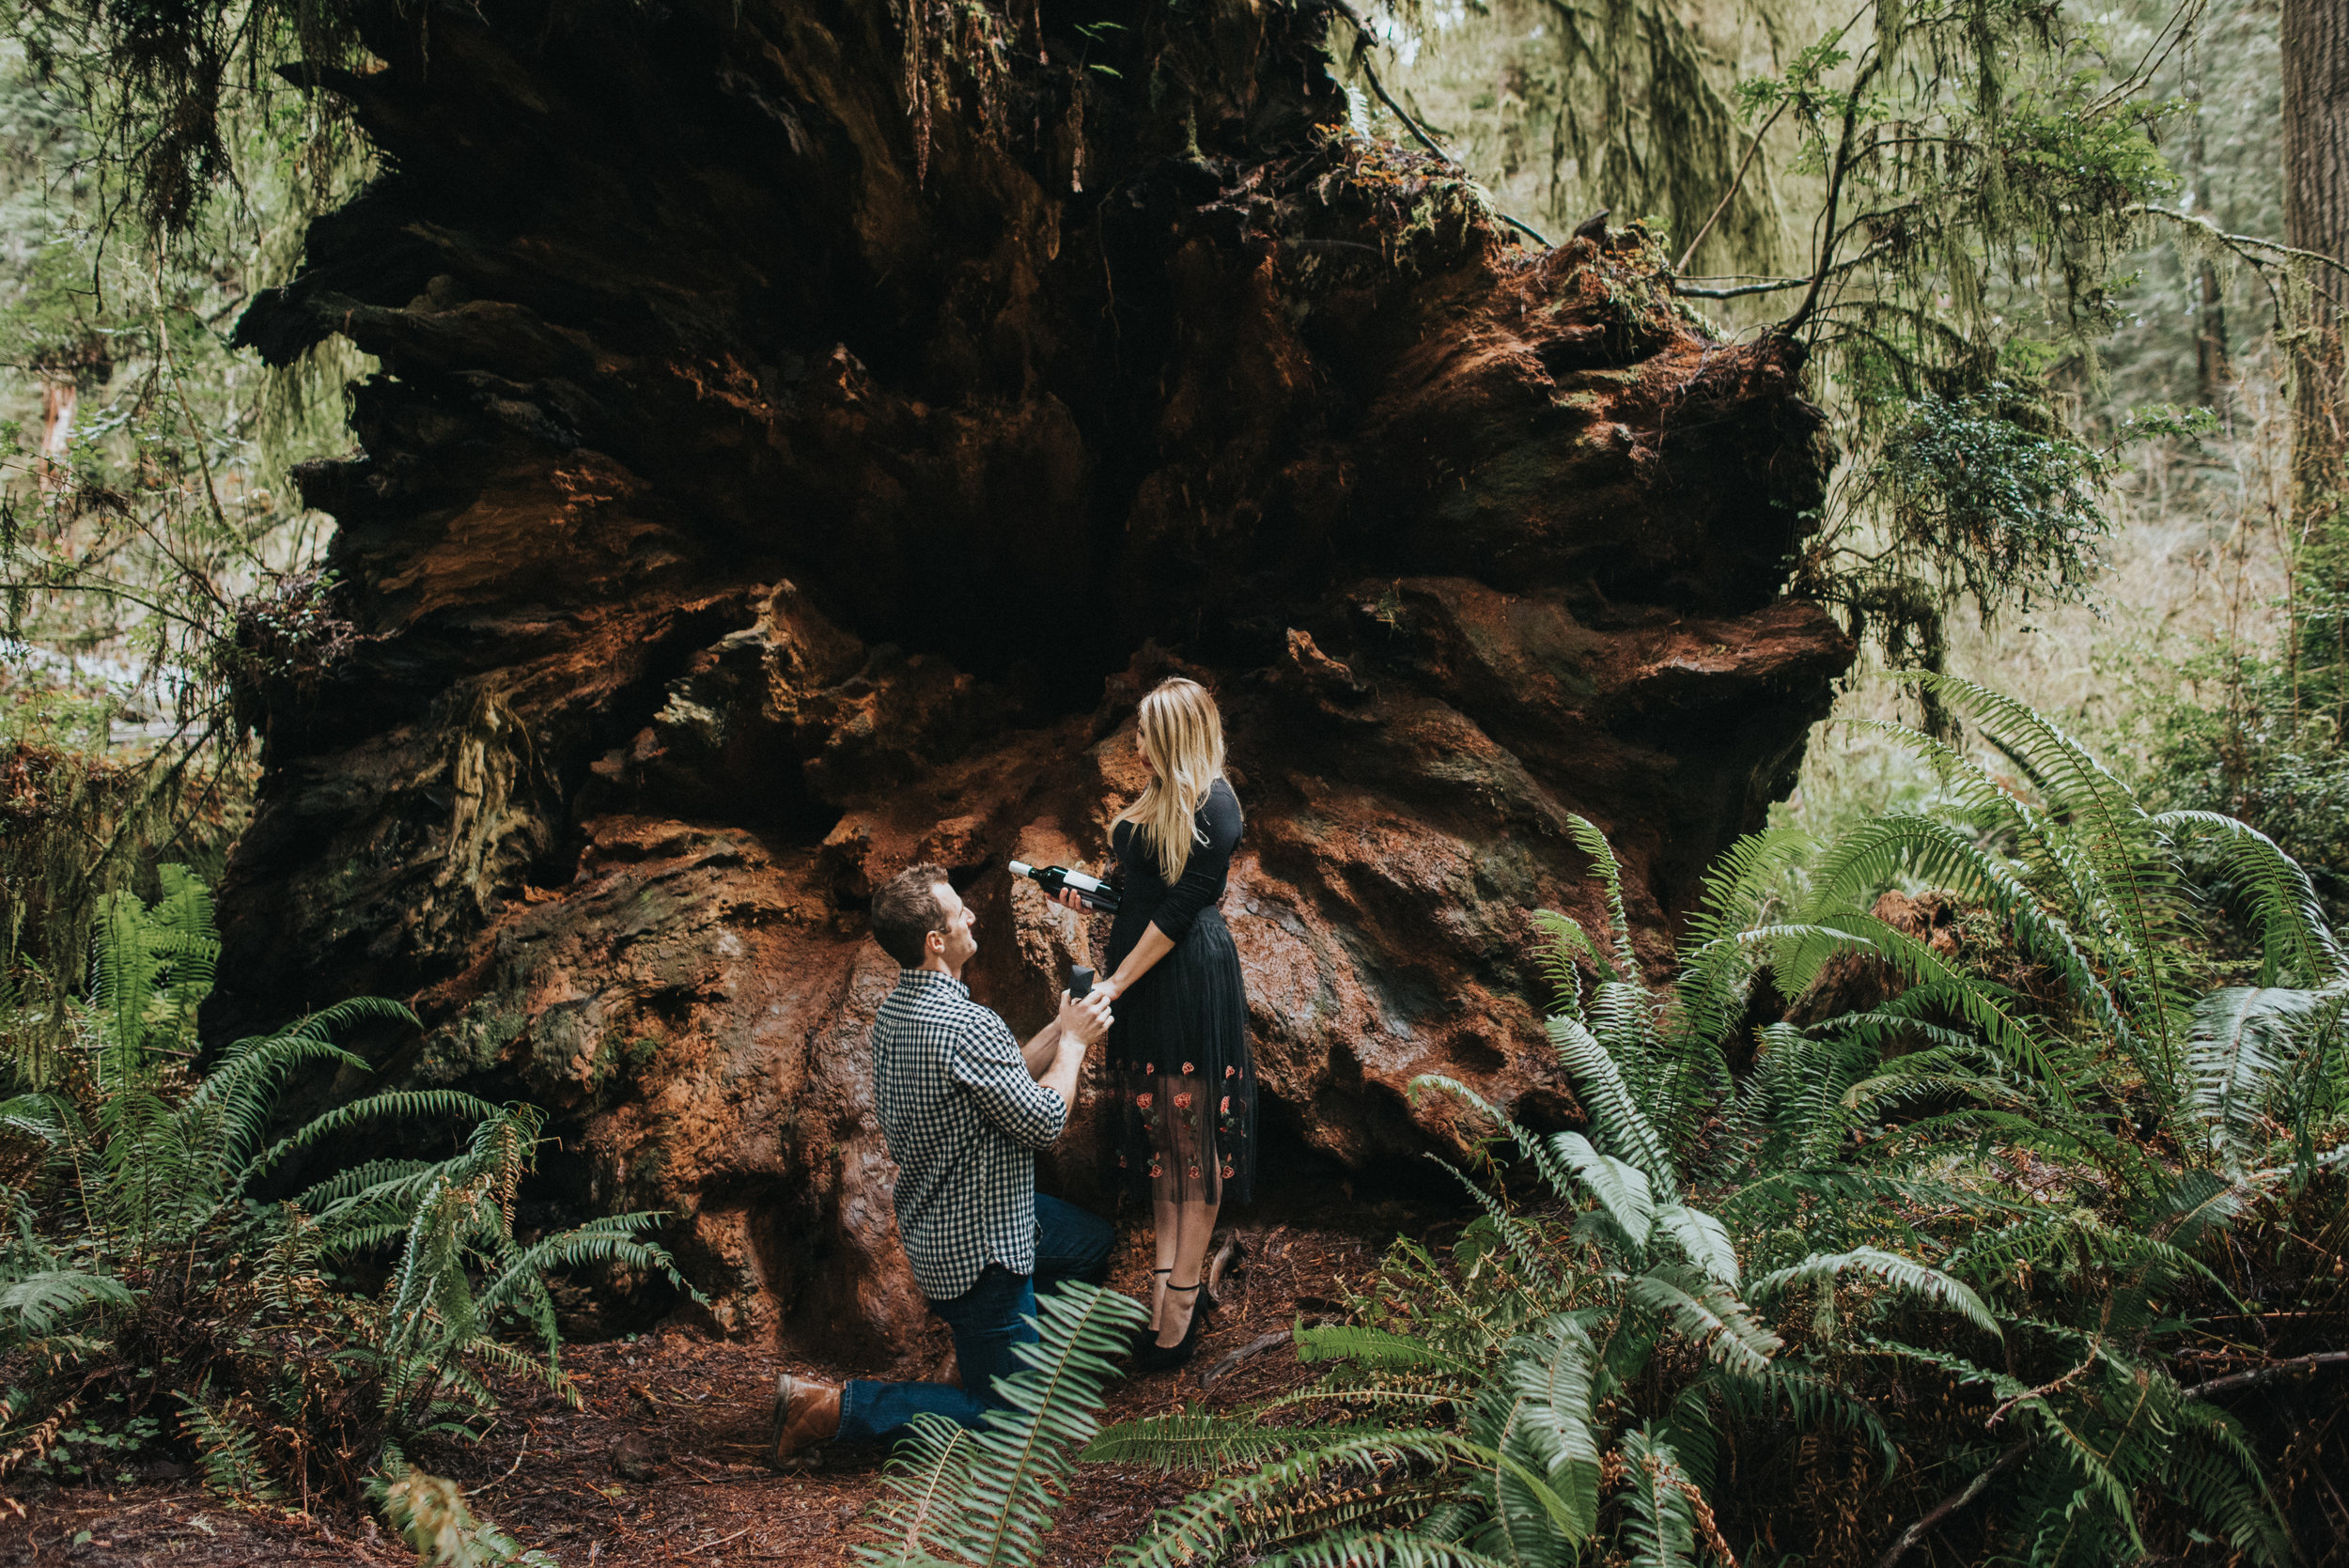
left=214, top=0, right=1852, bottom=1361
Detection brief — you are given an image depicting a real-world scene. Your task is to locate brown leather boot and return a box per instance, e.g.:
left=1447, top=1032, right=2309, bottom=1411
left=769, top=1373, right=843, bottom=1468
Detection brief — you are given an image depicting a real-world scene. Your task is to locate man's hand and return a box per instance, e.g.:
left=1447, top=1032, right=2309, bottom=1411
left=1034, top=990, right=1112, bottom=1115
left=1057, top=988, right=1114, bottom=1047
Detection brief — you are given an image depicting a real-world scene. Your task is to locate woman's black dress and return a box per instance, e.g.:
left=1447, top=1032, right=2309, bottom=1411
left=1106, top=776, right=1255, bottom=1208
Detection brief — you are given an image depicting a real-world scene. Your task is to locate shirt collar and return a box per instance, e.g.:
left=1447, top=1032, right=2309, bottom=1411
left=897, top=968, right=971, bottom=999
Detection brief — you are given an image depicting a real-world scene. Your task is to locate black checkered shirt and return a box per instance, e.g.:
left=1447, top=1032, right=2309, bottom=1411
left=870, top=968, right=1068, bottom=1301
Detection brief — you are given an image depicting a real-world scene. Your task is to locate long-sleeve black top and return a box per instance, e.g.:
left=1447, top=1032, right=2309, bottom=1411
left=1108, top=777, right=1243, bottom=953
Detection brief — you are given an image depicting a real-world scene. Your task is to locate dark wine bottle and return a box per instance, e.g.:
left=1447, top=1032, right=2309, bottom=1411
left=1008, top=859, right=1120, bottom=913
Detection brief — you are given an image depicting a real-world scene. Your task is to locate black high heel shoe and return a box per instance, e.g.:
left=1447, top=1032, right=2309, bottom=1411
left=1133, top=1281, right=1205, bottom=1373
left=1129, top=1269, right=1172, bottom=1358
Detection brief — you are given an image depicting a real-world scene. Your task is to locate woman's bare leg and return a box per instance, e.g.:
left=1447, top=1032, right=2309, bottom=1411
left=1149, top=1198, right=1179, bottom=1329
left=1153, top=1199, right=1221, bottom=1346
left=1149, top=1068, right=1221, bottom=1345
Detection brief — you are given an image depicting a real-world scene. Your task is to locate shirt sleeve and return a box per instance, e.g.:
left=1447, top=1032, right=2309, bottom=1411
left=1150, top=780, right=1242, bottom=943
left=948, top=1009, right=1069, bottom=1151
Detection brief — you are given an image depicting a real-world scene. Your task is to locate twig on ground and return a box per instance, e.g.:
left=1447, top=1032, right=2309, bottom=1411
left=2181, top=1350, right=2349, bottom=1399
left=1206, top=1231, right=1245, bottom=1307
left=467, top=1436, right=530, bottom=1495
left=1200, top=1329, right=1293, bottom=1388
left=680, top=1523, right=755, bottom=1557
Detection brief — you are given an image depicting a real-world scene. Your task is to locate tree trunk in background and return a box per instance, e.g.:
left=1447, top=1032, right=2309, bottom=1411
left=209, top=0, right=1852, bottom=1357
left=2187, top=71, right=2229, bottom=409
left=2283, top=0, right=2348, bottom=520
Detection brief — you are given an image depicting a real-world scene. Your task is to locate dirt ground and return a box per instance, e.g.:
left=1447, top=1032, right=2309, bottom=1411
left=1, top=1204, right=1432, bottom=1567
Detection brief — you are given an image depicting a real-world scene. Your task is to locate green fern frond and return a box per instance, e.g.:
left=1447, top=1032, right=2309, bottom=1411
left=1108, top=1431, right=1486, bottom=1568
left=1503, top=1314, right=1603, bottom=1543
left=1408, top=1076, right=1579, bottom=1202
left=1618, top=1426, right=1700, bottom=1568
left=1082, top=1414, right=1395, bottom=1470
left=1550, top=1133, right=1655, bottom=1255
left=1563, top=815, right=1640, bottom=981
left=381, top=1470, right=557, bottom=1567
left=184, top=1032, right=374, bottom=1181
left=1419, top=1153, right=1567, bottom=1297
left=2155, top=811, right=2345, bottom=986
left=863, top=1281, right=1144, bottom=1568
left=1486, top=1402, right=1583, bottom=1568
left=175, top=1391, right=281, bottom=1502
left=474, top=1213, right=697, bottom=1320
left=1545, top=1017, right=1676, bottom=1197
left=2002, top=1391, right=2147, bottom=1553
left=2185, top=986, right=2328, bottom=1169
left=243, top=1088, right=505, bottom=1187
left=0, top=1267, right=134, bottom=1340
left=1530, top=910, right=1595, bottom=1023
left=1948, top=1209, right=2225, bottom=1298
left=1298, top=1323, right=1482, bottom=1374
left=2168, top=1403, right=2292, bottom=1568
left=1262, top=1531, right=1517, bottom=1568
left=1651, top=1204, right=1738, bottom=1287
left=294, top=1158, right=441, bottom=1211
left=1627, top=1265, right=1781, bottom=1379
left=1807, top=824, right=2124, bottom=1089
left=1750, top=1247, right=1999, bottom=1334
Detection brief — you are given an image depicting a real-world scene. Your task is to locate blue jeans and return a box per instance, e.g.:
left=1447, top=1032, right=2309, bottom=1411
left=835, top=1193, right=1113, bottom=1445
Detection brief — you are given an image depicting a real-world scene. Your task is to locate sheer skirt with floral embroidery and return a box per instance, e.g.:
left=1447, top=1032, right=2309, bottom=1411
left=1108, top=908, right=1255, bottom=1207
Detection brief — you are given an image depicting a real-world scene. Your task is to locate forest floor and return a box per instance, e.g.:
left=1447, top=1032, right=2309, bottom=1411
left=1, top=1199, right=1427, bottom=1567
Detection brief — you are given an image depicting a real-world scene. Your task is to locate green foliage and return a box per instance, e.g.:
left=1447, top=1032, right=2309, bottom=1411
left=0, top=21, right=366, bottom=1080
left=1864, top=389, right=2119, bottom=618
left=1363, top=0, right=2208, bottom=680
left=379, top=1469, right=557, bottom=1568
left=861, top=1281, right=1147, bottom=1568
left=884, top=689, right=2338, bottom=1568
left=0, top=865, right=695, bottom=1509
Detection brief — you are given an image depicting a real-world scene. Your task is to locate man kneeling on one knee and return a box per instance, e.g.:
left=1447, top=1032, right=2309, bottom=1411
left=772, top=861, right=1116, bottom=1464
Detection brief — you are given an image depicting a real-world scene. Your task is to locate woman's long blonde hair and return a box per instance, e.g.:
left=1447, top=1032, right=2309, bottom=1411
left=1114, top=677, right=1225, bottom=881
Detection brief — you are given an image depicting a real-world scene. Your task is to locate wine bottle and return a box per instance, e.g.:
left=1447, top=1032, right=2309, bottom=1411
left=1009, top=860, right=1120, bottom=913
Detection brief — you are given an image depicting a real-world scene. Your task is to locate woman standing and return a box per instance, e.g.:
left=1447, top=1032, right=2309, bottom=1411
left=1072, top=676, right=1255, bottom=1371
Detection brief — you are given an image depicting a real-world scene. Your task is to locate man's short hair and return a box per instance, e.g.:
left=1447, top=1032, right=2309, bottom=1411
left=871, top=862, right=953, bottom=968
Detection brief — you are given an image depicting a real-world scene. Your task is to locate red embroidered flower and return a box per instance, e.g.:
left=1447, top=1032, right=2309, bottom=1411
left=1221, top=1162, right=1236, bottom=1179
left=1144, top=1063, right=1155, bottom=1075
left=1149, top=1162, right=1163, bottom=1179
left=1136, top=1092, right=1154, bottom=1110
left=1188, top=1165, right=1202, bottom=1180
left=1182, top=1062, right=1195, bottom=1074
left=1174, top=1092, right=1193, bottom=1110
left=1220, top=1096, right=1230, bottom=1113
left=1225, top=1065, right=1236, bottom=1078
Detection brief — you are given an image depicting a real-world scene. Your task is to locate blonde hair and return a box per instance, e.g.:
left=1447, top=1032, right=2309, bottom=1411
left=1114, top=676, right=1225, bottom=881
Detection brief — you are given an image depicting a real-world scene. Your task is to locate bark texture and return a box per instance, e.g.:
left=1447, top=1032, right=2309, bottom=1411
left=214, top=0, right=1852, bottom=1358
left=2284, top=0, right=2349, bottom=516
